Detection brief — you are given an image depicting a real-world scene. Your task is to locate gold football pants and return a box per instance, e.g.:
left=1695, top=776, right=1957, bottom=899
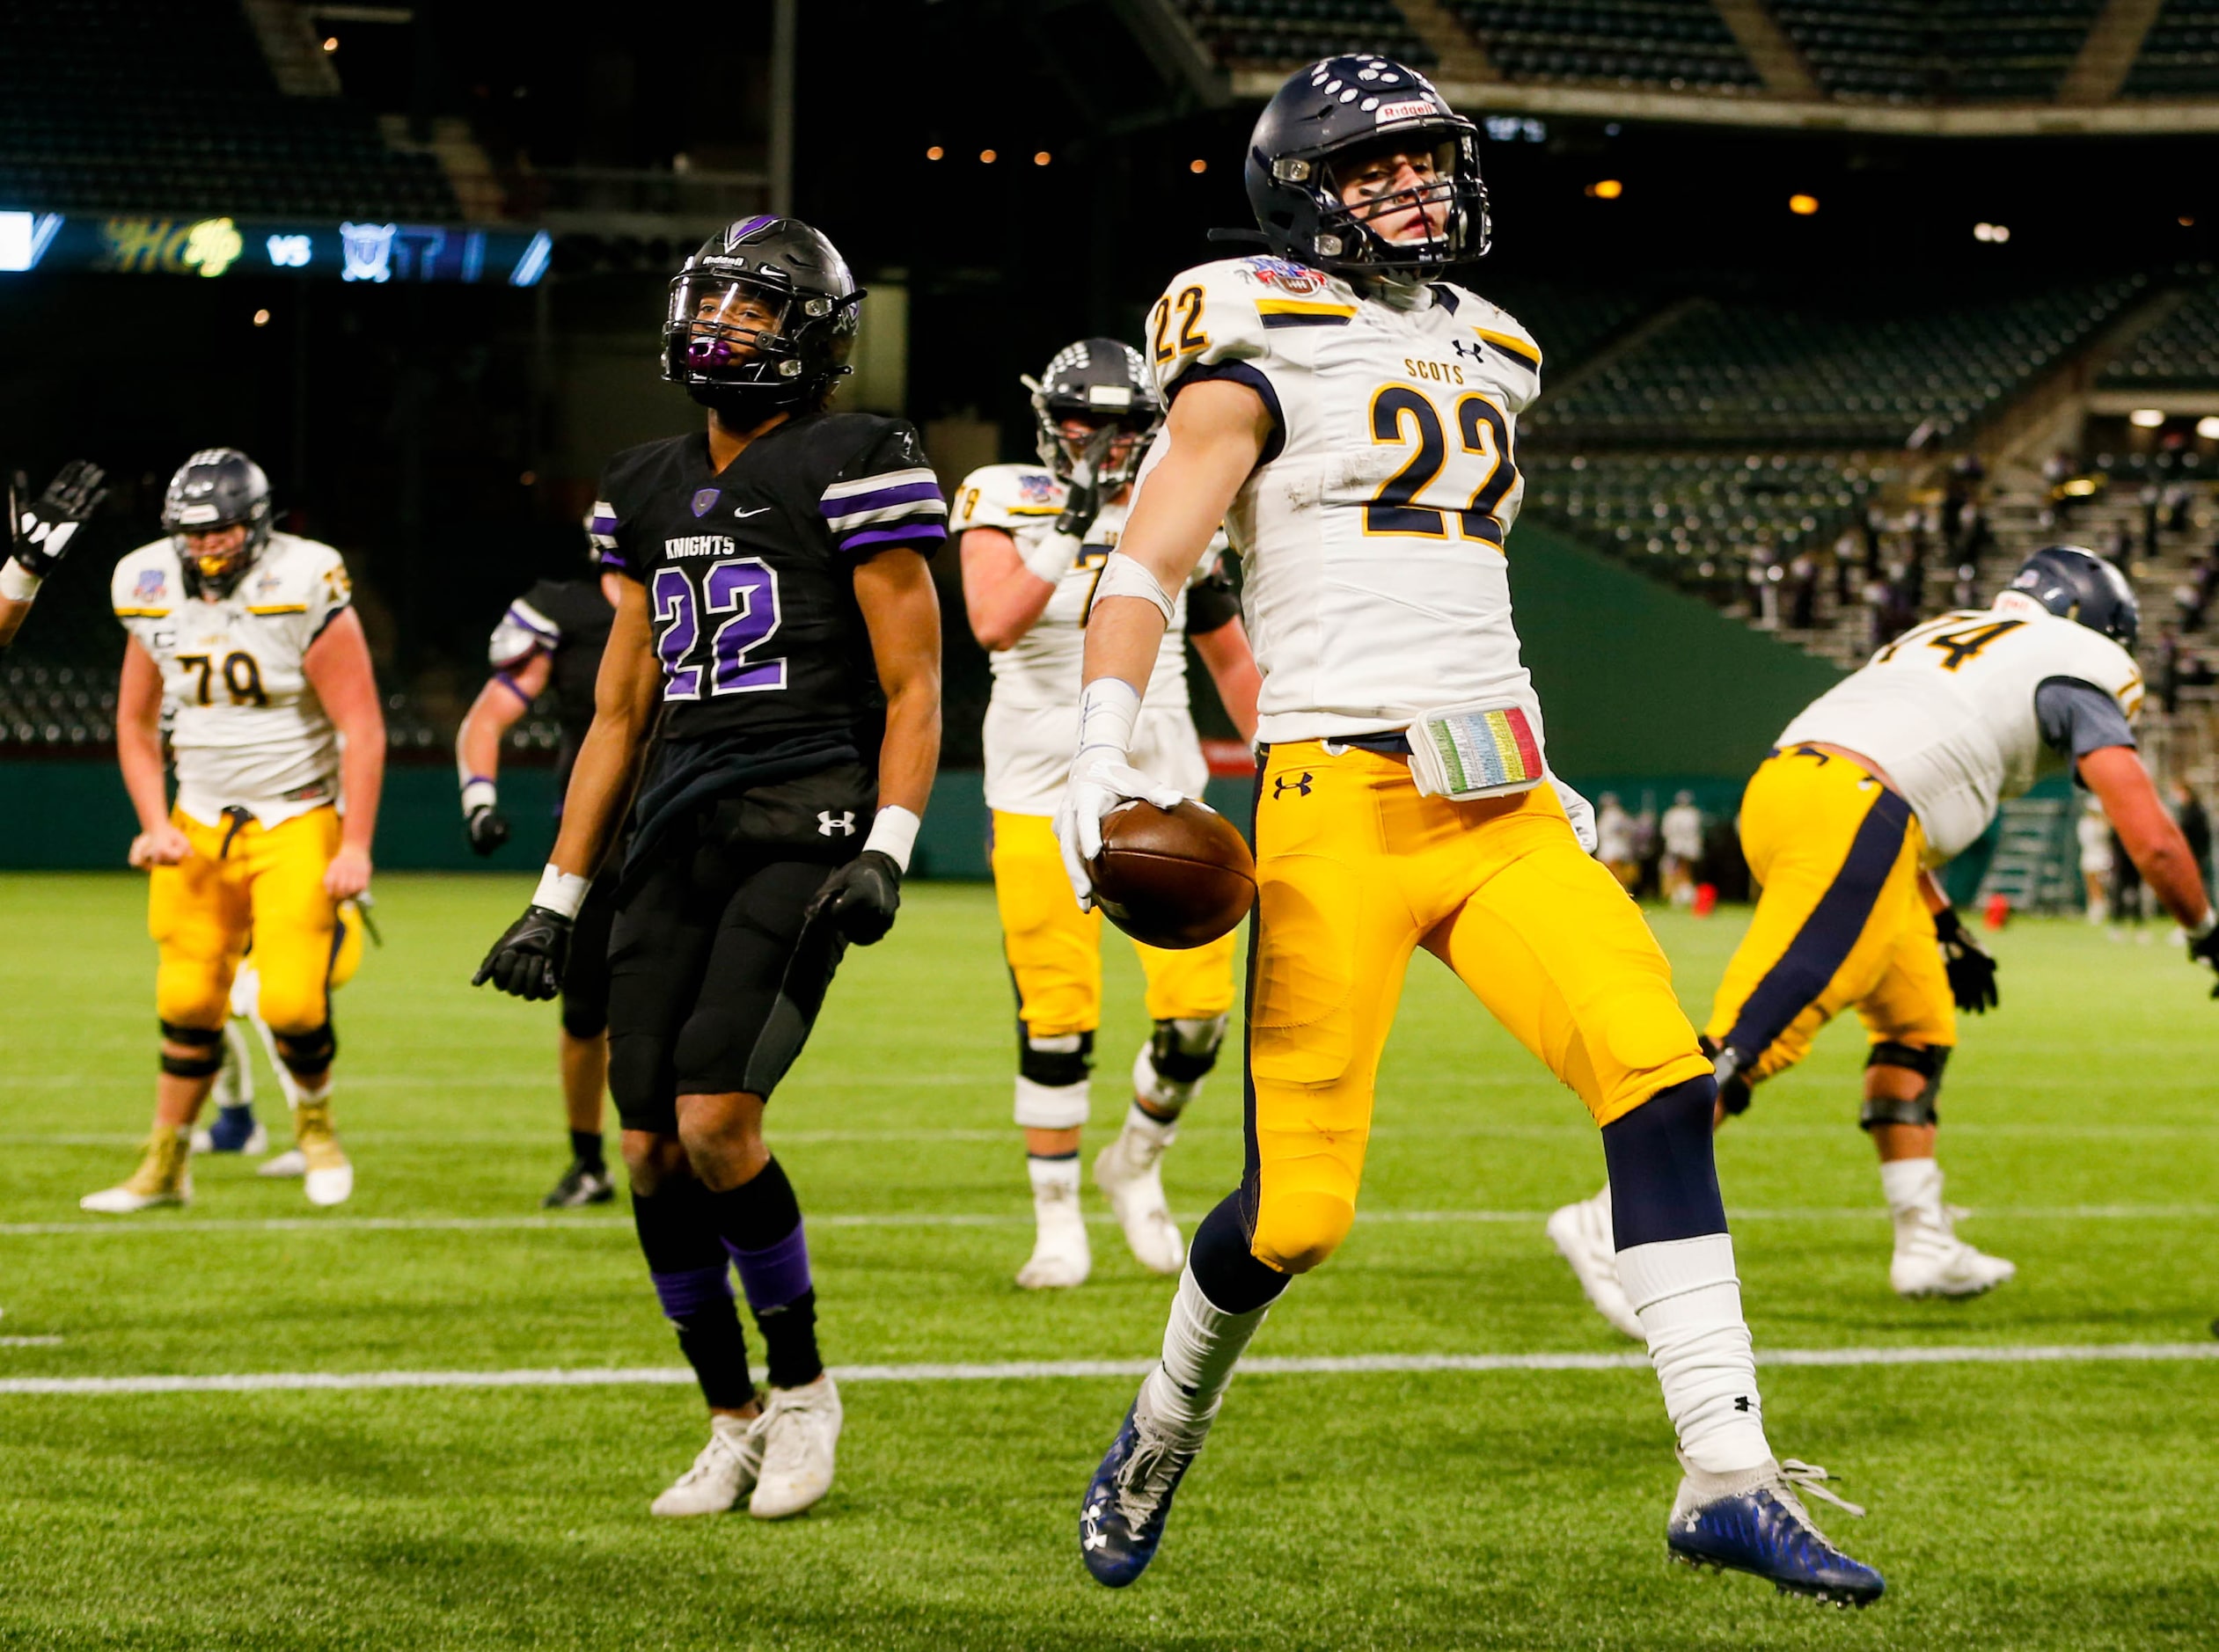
left=149, top=805, right=342, bottom=1035
left=991, top=809, right=1237, bottom=1036
left=1704, top=746, right=1955, bottom=1082
left=1241, top=742, right=1711, bottom=1276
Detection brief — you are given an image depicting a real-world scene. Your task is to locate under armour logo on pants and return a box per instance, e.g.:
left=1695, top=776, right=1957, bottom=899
left=818, top=810, right=856, bottom=837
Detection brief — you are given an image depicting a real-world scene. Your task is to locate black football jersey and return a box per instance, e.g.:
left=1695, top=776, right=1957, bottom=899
left=588, top=413, right=945, bottom=745
left=489, top=576, right=615, bottom=798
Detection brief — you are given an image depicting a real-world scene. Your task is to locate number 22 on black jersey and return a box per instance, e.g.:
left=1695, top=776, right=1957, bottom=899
left=650, top=558, right=785, bottom=699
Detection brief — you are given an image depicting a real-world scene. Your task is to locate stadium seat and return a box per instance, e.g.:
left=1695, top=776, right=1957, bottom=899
left=1770, top=0, right=2101, bottom=103
left=2123, top=0, right=2219, bottom=98
left=1443, top=0, right=1764, bottom=92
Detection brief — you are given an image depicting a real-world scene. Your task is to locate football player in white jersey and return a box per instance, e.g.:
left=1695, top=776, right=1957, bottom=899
left=957, top=339, right=1261, bottom=1290
left=1551, top=546, right=2217, bottom=1326
left=83, top=450, right=384, bottom=1212
left=1056, top=59, right=1880, bottom=1605
left=1, top=460, right=106, bottom=648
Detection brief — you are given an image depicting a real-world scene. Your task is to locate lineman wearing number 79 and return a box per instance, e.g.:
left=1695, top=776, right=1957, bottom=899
left=1058, top=56, right=1880, bottom=1604
left=475, top=216, right=944, bottom=1523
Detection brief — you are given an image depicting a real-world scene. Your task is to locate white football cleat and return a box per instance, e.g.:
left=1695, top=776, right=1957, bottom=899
left=1891, top=1206, right=2016, bottom=1298
left=1545, top=1186, right=1645, bottom=1341
left=258, top=1150, right=305, bottom=1179
left=81, top=1128, right=193, bottom=1214
left=286, top=1099, right=353, bottom=1206
left=1017, top=1174, right=1092, bottom=1290
left=750, top=1374, right=842, bottom=1519
left=1094, top=1123, right=1183, bottom=1276
left=650, top=1411, right=765, bottom=1517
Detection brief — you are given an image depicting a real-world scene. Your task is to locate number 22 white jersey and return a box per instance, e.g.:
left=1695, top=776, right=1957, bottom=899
left=1776, top=600, right=2144, bottom=862
left=1140, top=254, right=1542, bottom=746
left=111, top=533, right=355, bottom=828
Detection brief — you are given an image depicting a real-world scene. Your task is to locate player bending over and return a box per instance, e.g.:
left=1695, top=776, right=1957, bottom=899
left=476, top=217, right=943, bottom=1522
left=1057, top=60, right=1881, bottom=1604
left=957, top=339, right=1261, bottom=1289
left=1551, top=547, right=2216, bottom=1327
left=85, top=450, right=382, bottom=1212
left=457, top=529, right=625, bottom=1206
left=1, top=460, right=106, bottom=648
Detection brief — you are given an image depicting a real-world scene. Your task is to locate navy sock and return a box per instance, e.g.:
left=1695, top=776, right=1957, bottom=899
left=569, top=1129, right=605, bottom=1172
left=633, top=1181, right=754, bottom=1409
left=1189, top=1191, right=1292, bottom=1315
left=1599, top=1075, right=1728, bottom=1250
left=707, top=1158, right=822, bottom=1389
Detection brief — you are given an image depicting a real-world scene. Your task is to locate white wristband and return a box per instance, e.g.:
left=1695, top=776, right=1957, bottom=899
left=865, top=804, right=921, bottom=874
left=1021, top=530, right=1083, bottom=586
left=1093, top=552, right=1176, bottom=624
left=0, top=559, right=42, bottom=602
left=2189, top=909, right=2217, bottom=942
left=531, top=864, right=590, bottom=919
left=1074, top=675, right=1141, bottom=762
left=460, top=778, right=497, bottom=816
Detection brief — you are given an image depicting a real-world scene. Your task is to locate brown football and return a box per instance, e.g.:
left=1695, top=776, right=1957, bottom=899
left=1088, top=798, right=1256, bottom=950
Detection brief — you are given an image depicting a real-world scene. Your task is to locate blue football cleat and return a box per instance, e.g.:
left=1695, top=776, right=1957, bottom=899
left=1080, top=1397, right=1205, bottom=1588
left=1667, top=1457, right=1885, bottom=1608
left=193, top=1104, right=266, bottom=1156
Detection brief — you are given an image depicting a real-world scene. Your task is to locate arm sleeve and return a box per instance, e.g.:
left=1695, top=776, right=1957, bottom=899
left=2036, top=677, right=2137, bottom=762
left=821, top=420, right=948, bottom=559
left=488, top=585, right=560, bottom=669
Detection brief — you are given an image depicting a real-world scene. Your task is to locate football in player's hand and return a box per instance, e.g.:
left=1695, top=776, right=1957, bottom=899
left=1088, top=799, right=1256, bottom=949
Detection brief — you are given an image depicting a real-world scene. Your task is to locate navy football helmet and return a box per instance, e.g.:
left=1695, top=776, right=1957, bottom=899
left=1244, top=55, right=1489, bottom=276
left=663, top=216, right=863, bottom=422
left=161, top=447, right=273, bottom=598
left=1022, top=339, right=1162, bottom=489
left=2005, top=545, right=2139, bottom=649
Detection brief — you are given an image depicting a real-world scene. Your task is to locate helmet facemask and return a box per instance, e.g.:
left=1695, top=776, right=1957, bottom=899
left=161, top=448, right=274, bottom=600
left=663, top=263, right=857, bottom=422
left=1269, top=124, right=1488, bottom=274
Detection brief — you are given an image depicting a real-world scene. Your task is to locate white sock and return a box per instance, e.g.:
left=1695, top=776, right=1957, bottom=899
left=1618, top=1233, right=1772, bottom=1474
left=1121, top=1101, right=1177, bottom=1149
left=1878, top=1156, right=1942, bottom=1218
left=1140, top=1264, right=1275, bottom=1436
left=1028, top=1153, right=1080, bottom=1216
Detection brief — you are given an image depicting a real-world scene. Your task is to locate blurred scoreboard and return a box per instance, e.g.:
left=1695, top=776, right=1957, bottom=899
left=0, top=210, right=550, bottom=285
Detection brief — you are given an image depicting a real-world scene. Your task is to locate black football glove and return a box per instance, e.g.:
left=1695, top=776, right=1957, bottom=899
left=1054, top=426, right=1119, bottom=540
left=2187, top=923, right=2219, bottom=998
left=9, top=459, right=106, bottom=577
left=465, top=802, right=512, bottom=857
left=1933, top=906, right=1999, bottom=1014
left=472, top=904, right=572, bottom=999
left=808, top=850, right=902, bottom=946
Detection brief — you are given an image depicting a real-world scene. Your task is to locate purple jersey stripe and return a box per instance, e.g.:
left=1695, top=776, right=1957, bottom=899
left=597, top=549, right=631, bottom=571
left=819, top=479, right=945, bottom=518
left=589, top=514, right=619, bottom=534
left=839, top=522, right=947, bottom=552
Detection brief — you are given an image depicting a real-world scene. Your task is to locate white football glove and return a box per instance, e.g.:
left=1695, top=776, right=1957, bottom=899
left=1548, top=772, right=1599, bottom=856
left=1054, top=750, right=1186, bottom=910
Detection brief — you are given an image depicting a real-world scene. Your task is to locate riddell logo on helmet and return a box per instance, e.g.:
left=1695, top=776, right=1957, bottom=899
left=1373, top=99, right=1435, bottom=122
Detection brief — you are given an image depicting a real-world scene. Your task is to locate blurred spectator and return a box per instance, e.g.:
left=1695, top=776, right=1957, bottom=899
left=2164, top=480, right=2197, bottom=536
left=1960, top=499, right=1993, bottom=565
left=1660, top=790, right=1705, bottom=906
left=2107, top=523, right=2136, bottom=574
left=1861, top=503, right=1886, bottom=568
left=1952, top=561, right=1980, bottom=610
left=2044, top=449, right=2077, bottom=528
left=2142, top=484, right=2162, bottom=566
left=2158, top=627, right=2183, bottom=714
left=1749, top=545, right=1780, bottom=629
left=1786, top=550, right=1818, bottom=630
left=2171, top=778, right=2211, bottom=889
left=1632, top=793, right=1660, bottom=898
left=1833, top=529, right=1860, bottom=604
left=1865, top=570, right=1900, bottom=651
left=2078, top=798, right=2113, bottom=924
left=1596, top=793, right=1639, bottom=893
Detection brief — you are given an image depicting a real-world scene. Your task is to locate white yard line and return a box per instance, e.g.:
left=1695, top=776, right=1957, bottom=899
left=0, top=1336, right=62, bottom=1348
left=3, top=1202, right=2215, bottom=1239
left=4, top=1341, right=2218, bottom=1396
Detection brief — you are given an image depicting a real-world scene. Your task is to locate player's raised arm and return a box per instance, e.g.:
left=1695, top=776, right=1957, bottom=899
left=1, top=460, right=106, bottom=648
left=303, top=607, right=384, bottom=901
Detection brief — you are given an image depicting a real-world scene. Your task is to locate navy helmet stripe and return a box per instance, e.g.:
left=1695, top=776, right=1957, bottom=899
left=1725, top=784, right=1913, bottom=1063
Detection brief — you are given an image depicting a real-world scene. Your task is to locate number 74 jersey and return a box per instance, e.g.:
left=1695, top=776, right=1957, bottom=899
left=110, top=533, right=355, bottom=828
left=1143, top=255, right=1542, bottom=746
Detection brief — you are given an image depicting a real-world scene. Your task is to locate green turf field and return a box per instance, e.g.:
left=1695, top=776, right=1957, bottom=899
left=2, top=872, right=2215, bottom=1649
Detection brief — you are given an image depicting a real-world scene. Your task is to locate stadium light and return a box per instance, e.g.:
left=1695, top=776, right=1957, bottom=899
left=2130, top=408, right=2165, bottom=428
left=252, top=308, right=270, bottom=327
left=1586, top=179, right=1623, bottom=200
left=1190, top=159, right=1207, bottom=174
left=1033, top=151, right=1051, bottom=166
left=2200, top=416, right=2219, bottom=440
left=979, top=149, right=997, bottom=164
left=1974, top=222, right=2010, bottom=243
left=925, top=145, right=943, bottom=161
left=1788, top=194, right=1819, bottom=216
left=321, top=35, right=338, bottom=52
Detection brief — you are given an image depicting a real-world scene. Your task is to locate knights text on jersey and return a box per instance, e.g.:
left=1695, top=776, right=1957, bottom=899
left=488, top=576, right=614, bottom=794
left=110, top=533, right=355, bottom=828
left=589, top=413, right=944, bottom=743
left=1143, top=255, right=1542, bottom=746
left=1776, top=605, right=2145, bottom=862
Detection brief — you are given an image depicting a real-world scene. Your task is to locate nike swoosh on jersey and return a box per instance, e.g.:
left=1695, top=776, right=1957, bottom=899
left=733, top=506, right=771, bottom=519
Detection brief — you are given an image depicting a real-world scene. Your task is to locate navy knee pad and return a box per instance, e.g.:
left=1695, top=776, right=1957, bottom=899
left=1020, top=1027, right=1094, bottom=1088
left=158, top=1020, right=223, bottom=1079
left=275, top=1022, right=336, bottom=1080
left=1189, top=1191, right=1292, bottom=1315
left=1600, top=1075, right=1728, bottom=1249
